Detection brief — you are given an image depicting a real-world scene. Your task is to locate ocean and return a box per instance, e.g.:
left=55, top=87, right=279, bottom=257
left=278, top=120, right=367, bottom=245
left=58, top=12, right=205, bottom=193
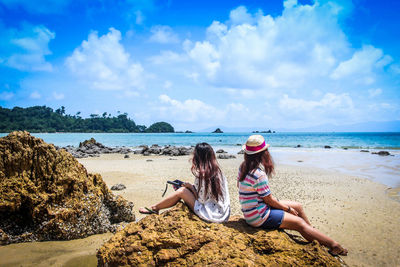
left=1, top=132, right=399, bottom=187
left=1, top=132, right=398, bottom=149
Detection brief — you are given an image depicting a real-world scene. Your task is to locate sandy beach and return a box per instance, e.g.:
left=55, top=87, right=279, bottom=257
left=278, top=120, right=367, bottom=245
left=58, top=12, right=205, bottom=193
left=1, top=153, right=399, bottom=266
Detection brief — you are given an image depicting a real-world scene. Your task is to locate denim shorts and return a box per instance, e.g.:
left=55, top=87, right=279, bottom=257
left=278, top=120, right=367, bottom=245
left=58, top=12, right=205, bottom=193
left=260, top=209, right=284, bottom=230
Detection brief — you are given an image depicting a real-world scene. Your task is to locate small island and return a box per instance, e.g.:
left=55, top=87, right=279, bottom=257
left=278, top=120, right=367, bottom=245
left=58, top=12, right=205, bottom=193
left=212, top=128, right=223, bottom=133
left=252, top=130, right=275, bottom=133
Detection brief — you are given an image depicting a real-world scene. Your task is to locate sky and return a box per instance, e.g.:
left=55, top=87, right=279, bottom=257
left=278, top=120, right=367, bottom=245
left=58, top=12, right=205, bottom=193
left=0, top=0, right=399, bottom=131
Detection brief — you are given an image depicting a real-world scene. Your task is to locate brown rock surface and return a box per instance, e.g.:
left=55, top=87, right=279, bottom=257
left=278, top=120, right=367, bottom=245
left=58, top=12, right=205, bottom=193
left=0, top=131, right=135, bottom=245
left=97, top=203, right=344, bottom=266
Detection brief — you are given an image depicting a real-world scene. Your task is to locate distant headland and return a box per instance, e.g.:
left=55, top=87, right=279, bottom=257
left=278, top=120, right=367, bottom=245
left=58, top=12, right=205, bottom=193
left=0, top=106, right=174, bottom=133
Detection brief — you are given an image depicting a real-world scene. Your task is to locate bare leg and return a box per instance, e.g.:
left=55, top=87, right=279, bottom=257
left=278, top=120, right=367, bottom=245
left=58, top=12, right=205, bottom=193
left=279, top=200, right=311, bottom=225
left=280, top=212, right=347, bottom=255
left=151, top=187, right=196, bottom=212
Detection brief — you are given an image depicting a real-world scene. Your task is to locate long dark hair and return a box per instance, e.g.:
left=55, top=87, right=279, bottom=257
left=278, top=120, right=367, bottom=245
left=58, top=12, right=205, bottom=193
left=191, top=143, right=223, bottom=201
left=239, top=150, right=274, bottom=182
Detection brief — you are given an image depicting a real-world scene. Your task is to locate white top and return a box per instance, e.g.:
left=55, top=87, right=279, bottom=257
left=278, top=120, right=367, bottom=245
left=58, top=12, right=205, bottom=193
left=193, top=174, right=230, bottom=223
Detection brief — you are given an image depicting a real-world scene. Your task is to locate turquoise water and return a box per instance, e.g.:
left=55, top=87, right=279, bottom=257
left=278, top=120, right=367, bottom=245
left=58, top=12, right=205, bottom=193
left=1, top=132, right=398, bottom=149
left=1, top=132, right=399, bottom=187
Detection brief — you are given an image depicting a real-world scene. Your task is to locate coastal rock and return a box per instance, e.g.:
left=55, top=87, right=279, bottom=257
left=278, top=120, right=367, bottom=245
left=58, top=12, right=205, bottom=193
left=216, top=149, right=227, bottom=153
left=360, top=150, right=369, bottom=153
left=124, top=154, right=130, bottom=158
left=62, top=138, right=132, bottom=158
left=324, top=145, right=332, bottom=149
left=237, top=150, right=245, bottom=154
left=0, top=131, right=135, bottom=245
left=212, top=128, right=223, bottom=133
left=372, top=151, right=390, bottom=156
left=111, top=184, right=126, bottom=191
left=217, top=154, right=236, bottom=159
left=97, top=203, right=342, bottom=266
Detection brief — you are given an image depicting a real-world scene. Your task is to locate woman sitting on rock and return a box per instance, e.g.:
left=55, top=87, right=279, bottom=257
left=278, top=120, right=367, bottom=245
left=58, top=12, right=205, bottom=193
left=238, top=135, right=348, bottom=256
left=139, top=142, right=230, bottom=223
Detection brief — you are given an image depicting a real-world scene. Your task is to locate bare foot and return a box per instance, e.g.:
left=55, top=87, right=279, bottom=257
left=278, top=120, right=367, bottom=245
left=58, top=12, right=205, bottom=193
left=329, top=244, right=348, bottom=256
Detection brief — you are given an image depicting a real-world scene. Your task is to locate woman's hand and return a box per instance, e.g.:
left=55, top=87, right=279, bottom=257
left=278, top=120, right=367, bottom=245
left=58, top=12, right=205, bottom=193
left=287, top=206, right=299, bottom=216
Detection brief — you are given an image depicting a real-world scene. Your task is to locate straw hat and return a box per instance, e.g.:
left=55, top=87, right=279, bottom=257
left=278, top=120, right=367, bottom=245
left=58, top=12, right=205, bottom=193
left=242, top=135, right=270, bottom=155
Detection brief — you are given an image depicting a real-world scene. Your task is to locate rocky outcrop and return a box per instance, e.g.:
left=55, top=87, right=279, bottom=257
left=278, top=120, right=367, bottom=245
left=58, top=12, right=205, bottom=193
left=218, top=154, right=236, bottom=159
left=372, top=151, right=390, bottom=156
left=0, top=131, right=135, bottom=245
left=216, top=149, right=227, bottom=154
left=61, top=138, right=132, bottom=158
left=134, top=145, right=194, bottom=156
left=212, top=128, right=223, bottom=133
left=97, top=203, right=343, bottom=266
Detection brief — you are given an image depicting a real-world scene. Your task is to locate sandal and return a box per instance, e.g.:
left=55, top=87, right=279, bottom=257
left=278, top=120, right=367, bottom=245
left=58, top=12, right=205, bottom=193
left=328, top=245, right=348, bottom=256
left=138, top=207, right=159, bottom=214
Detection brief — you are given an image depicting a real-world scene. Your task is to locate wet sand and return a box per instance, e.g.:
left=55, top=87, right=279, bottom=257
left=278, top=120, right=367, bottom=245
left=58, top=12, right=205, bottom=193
left=0, top=153, right=399, bottom=266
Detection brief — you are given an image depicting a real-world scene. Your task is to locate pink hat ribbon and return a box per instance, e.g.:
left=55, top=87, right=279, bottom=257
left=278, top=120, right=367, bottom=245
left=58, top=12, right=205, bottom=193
left=246, top=140, right=266, bottom=152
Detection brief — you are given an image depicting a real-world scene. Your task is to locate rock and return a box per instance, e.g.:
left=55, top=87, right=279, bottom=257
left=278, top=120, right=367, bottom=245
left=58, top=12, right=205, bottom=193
left=0, top=131, right=135, bottom=245
left=343, top=147, right=348, bottom=150
left=146, top=159, right=153, bottom=162
left=212, top=128, right=223, bottom=133
left=372, top=151, right=390, bottom=156
left=111, top=184, right=126, bottom=191
left=237, top=150, right=245, bottom=154
left=295, top=145, right=302, bottom=148
left=217, top=154, right=236, bottom=159
left=185, top=130, right=193, bottom=133
left=124, top=154, right=130, bottom=159
left=216, top=149, right=227, bottom=154
left=324, top=145, right=331, bottom=149
left=64, top=138, right=132, bottom=158
left=97, top=203, right=342, bottom=266
left=360, top=150, right=369, bottom=152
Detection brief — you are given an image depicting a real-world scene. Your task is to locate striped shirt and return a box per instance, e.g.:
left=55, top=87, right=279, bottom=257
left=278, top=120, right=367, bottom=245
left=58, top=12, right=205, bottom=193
left=238, top=167, right=271, bottom=227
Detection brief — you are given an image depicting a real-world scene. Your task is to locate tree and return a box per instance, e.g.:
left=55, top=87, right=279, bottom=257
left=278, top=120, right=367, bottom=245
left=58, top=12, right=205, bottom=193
left=146, top=122, right=174, bottom=133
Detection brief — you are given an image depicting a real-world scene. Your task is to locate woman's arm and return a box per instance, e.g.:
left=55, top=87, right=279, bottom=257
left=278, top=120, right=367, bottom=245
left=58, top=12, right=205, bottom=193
left=263, top=194, right=298, bottom=216
left=183, top=182, right=199, bottom=200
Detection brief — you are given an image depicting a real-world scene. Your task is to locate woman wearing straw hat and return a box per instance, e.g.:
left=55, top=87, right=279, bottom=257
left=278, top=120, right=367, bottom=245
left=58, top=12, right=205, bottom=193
left=237, top=135, right=348, bottom=256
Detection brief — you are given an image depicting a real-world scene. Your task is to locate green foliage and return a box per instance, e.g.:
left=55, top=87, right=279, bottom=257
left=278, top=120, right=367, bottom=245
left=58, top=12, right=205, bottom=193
left=146, top=122, right=175, bottom=133
left=0, top=106, right=173, bottom=133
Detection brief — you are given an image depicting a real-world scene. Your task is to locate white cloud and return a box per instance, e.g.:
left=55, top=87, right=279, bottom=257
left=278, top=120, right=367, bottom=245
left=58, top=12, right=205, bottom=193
left=183, top=2, right=394, bottom=93
left=225, top=88, right=257, bottom=99
left=1, top=25, right=55, bottom=71
left=52, top=92, right=64, bottom=100
left=0, top=91, right=14, bottom=100
left=149, top=25, right=179, bottom=44
left=331, top=45, right=392, bottom=83
left=158, top=94, right=224, bottom=123
left=368, top=88, right=382, bottom=98
left=66, top=28, right=145, bottom=91
left=278, top=93, right=355, bottom=124
left=148, top=50, right=185, bottom=65
left=229, top=6, right=257, bottom=25
left=30, top=91, right=41, bottom=99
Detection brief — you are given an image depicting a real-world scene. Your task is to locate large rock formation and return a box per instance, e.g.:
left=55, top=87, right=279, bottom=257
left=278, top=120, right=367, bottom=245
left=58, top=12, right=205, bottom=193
left=97, top=203, right=343, bottom=266
left=0, top=131, right=135, bottom=245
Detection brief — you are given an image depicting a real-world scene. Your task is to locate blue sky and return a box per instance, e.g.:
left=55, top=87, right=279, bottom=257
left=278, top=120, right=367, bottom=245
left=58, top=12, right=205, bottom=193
left=0, top=0, right=399, bottom=131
